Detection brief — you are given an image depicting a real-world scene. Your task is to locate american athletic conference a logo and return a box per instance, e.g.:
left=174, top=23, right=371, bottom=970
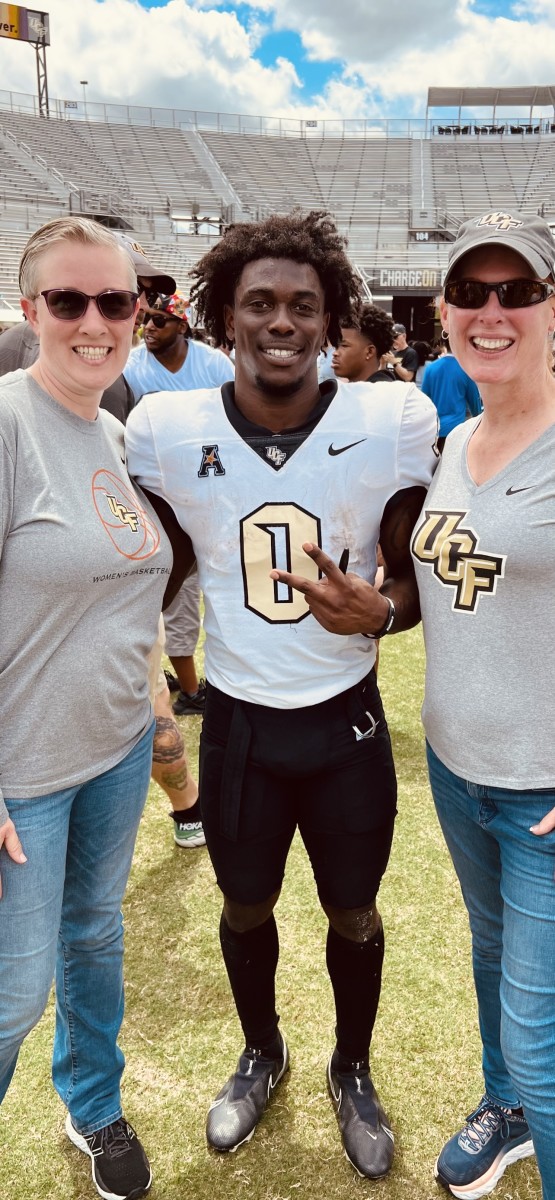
left=198, top=445, right=225, bottom=476
left=412, top=510, right=506, bottom=612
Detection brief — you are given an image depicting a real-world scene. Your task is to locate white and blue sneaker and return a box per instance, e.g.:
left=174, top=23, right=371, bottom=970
left=435, top=1095, right=534, bottom=1198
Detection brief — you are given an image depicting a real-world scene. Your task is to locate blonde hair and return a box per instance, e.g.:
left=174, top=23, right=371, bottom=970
left=19, top=216, right=136, bottom=298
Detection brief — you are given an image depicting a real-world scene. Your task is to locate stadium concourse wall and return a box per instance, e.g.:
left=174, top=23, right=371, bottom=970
left=1, top=88, right=555, bottom=331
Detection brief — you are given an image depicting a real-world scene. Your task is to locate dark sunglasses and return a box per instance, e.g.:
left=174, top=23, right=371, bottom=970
left=137, top=284, right=160, bottom=307
left=444, top=279, right=555, bottom=310
left=144, top=312, right=178, bottom=329
left=38, top=288, right=139, bottom=322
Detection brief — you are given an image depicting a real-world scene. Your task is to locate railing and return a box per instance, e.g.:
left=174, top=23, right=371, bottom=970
left=1, top=87, right=552, bottom=139
left=0, top=122, right=79, bottom=193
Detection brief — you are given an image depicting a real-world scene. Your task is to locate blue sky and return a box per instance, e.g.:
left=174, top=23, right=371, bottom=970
left=1, top=0, right=554, bottom=120
left=134, top=0, right=347, bottom=104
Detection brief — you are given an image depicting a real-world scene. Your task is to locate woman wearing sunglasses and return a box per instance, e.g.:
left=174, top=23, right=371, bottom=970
left=412, top=211, right=555, bottom=1200
left=0, top=216, right=173, bottom=1200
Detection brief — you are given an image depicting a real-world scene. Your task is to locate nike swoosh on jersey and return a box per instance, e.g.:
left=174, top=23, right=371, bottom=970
left=506, top=485, right=532, bottom=495
left=328, top=439, right=367, bottom=456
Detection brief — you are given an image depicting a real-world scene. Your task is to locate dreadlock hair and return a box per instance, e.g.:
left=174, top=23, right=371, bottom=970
left=345, top=303, right=395, bottom=359
left=189, top=209, right=362, bottom=348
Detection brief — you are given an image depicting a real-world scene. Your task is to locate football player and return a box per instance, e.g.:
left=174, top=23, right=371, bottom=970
left=126, top=210, right=438, bottom=1181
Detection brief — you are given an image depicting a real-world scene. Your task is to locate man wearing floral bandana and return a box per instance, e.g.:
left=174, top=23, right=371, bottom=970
left=123, top=290, right=234, bottom=401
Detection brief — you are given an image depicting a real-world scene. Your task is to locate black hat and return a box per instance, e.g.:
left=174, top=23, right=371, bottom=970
left=112, top=232, right=176, bottom=294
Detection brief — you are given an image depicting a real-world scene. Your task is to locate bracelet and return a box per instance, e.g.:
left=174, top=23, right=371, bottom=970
left=363, top=596, right=396, bottom=639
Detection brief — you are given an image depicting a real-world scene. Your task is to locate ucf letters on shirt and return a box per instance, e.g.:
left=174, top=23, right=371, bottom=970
left=412, top=415, right=555, bottom=789
left=126, top=380, right=438, bottom=708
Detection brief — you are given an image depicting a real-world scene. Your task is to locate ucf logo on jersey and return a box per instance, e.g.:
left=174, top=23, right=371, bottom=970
left=412, top=509, right=506, bottom=612
left=265, top=445, right=287, bottom=468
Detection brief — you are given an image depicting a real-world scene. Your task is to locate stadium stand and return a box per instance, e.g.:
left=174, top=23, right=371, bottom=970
left=1, top=84, right=554, bottom=331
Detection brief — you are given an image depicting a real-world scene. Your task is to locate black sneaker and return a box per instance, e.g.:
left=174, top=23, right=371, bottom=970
left=172, top=678, right=206, bottom=716
left=65, top=1113, right=152, bottom=1200
left=164, top=669, right=180, bottom=693
left=327, top=1053, right=394, bottom=1179
left=206, top=1032, right=289, bottom=1152
left=435, top=1095, right=534, bottom=1199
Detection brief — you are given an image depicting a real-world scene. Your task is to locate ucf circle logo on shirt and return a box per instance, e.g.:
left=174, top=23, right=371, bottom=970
left=92, top=470, right=161, bottom=560
left=412, top=509, right=506, bottom=612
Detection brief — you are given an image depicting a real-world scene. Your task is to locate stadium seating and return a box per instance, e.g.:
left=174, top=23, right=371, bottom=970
left=1, top=91, right=554, bottom=313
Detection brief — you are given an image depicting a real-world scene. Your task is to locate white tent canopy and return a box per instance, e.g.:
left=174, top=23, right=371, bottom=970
left=427, top=86, right=555, bottom=124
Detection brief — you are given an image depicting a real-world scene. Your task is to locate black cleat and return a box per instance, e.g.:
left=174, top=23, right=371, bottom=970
left=206, top=1033, right=289, bottom=1152
left=327, top=1053, right=394, bottom=1179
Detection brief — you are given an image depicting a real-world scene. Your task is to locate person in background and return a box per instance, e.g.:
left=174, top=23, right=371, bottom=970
left=317, top=338, right=337, bottom=382
left=332, top=303, right=395, bottom=383
left=0, top=315, right=38, bottom=372
left=124, top=290, right=234, bottom=725
left=124, top=290, right=233, bottom=400
left=411, top=339, right=432, bottom=388
left=421, top=333, right=481, bottom=450
left=0, top=215, right=172, bottom=1200
left=382, top=322, right=419, bottom=381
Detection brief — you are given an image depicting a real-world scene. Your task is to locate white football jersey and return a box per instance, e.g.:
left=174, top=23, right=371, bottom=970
left=126, top=381, right=438, bottom=707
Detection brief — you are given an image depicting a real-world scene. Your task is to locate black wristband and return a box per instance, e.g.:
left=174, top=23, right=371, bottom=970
left=363, top=596, right=396, bottom=639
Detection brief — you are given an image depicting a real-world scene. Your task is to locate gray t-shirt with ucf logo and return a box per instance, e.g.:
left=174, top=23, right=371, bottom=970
left=412, top=415, right=555, bottom=788
left=0, top=370, right=172, bottom=822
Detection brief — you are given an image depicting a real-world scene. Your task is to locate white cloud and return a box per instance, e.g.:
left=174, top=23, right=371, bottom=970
left=0, top=0, right=553, bottom=121
left=0, top=0, right=301, bottom=115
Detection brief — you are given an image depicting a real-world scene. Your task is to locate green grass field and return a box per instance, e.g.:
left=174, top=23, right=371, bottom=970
left=0, top=629, right=542, bottom=1200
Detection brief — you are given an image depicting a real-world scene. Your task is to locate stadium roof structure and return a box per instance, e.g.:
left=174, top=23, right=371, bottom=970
left=427, top=86, right=555, bottom=121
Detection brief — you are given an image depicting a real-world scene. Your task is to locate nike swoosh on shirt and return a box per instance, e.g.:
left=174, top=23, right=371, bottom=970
left=328, top=439, right=367, bottom=456
left=506, top=485, right=532, bottom=495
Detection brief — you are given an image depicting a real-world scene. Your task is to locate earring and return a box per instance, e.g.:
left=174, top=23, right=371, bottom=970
left=441, top=329, right=449, bottom=341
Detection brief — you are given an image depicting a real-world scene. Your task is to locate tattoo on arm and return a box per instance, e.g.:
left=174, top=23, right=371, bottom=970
left=153, top=716, right=185, bottom=765
left=160, top=764, right=189, bottom=791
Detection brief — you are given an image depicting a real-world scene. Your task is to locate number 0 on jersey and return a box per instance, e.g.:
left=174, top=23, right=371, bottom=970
left=240, top=502, right=322, bottom=623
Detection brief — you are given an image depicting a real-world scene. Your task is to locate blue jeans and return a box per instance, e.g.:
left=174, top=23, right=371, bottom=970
left=0, top=723, right=154, bottom=1134
left=427, top=743, right=555, bottom=1199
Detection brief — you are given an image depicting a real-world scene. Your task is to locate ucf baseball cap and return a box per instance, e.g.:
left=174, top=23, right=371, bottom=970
left=444, top=210, right=555, bottom=286
left=112, top=232, right=176, bottom=294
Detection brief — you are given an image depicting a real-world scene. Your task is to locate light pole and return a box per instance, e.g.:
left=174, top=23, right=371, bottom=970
left=80, top=80, right=88, bottom=115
